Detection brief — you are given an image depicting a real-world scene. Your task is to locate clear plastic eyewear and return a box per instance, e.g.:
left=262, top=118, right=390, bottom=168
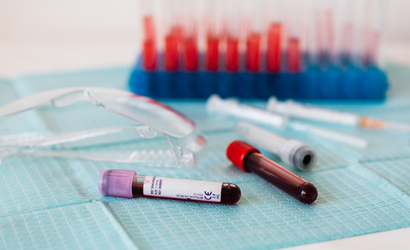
left=0, top=87, right=207, bottom=167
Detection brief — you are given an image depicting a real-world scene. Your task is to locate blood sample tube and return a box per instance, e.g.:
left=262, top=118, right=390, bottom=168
left=99, top=169, right=241, bottom=204
left=183, top=36, right=199, bottom=71
left=164, top=30, right=179, bottom=71
left=182, top=0, right=198, bottom=71
left=361, top=0, right=384, bottom=67
left=205, top=0, right=222, bottom=71
left=224, top=0, right=240, bottom=72
left=266, top=0, right=283, bottom=73
left=287, top=37, right=301, bottom=73
left=227, top=141, right=318, bottom=204
left=285, top=0, right=302, bottom=73
left=245, top=0, right=264, bottom=72
left=162, top=0, right=181, bottom=71
left=235, top=121, right=317, bottom=171
left=246, top=33, right=261, bottom=72
left=226, top=37, right=239, bottom=72
left=138, top=0, right=157, bottom=70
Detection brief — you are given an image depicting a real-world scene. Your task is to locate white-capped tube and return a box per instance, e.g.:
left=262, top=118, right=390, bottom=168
left=289, top=121, right=368, bottom=148
left=207, top=95, right=287, bottom=128
left=267, top=97, right=360, bottom=126
left=234, top=121, right=317, bottom=171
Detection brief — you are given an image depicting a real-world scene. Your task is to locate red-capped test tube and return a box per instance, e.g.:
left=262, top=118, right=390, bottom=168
left=245, top=0, right=264, bottom=72
left=162, top=0, right=182, bottom=71
left=138, top=0, right=157, bottom=70
left=224, top=0, right=241, bottom=72
left=181, top=0, right=199, bottom=71
left=361, top=0, right=384, bottom=67
left=266, top=0, right=283, bottom=73
left=285, top=0, right=303, bottom=73
left=205, top=0, right=222, bottom=71
left=99, top=170, right=241, bottom=204
left=227, top=141, right=318, bottom=204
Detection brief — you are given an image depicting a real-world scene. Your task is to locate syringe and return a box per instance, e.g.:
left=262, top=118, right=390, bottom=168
left=235, top=121, right=317, bottom=171
left=267, top=97, right=410, bottom=132
left=207, top=95, right=368, bottom=147
left=207, top=95, right=287, bottom=127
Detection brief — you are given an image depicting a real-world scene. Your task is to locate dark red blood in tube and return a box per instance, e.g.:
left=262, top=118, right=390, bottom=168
left=227, top=141, right=318, bottom=204
left=143, top=39, right=156, bottom=70
left=246, top=33, right=261, bottom=72
left=99, top=170, right=241, bottom=205
left=267, top=23, right=282, bottom=73
left=183, top=37, right=198, bottom=71
left=165, top=33, right=178, bottom=71
left=226, top=37, right=239, bottom=72
left=287, top=37, right=301, bottom=73
left=206, top=35, right=219, bottom=71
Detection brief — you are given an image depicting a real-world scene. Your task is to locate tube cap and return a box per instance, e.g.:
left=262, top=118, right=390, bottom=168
left=226, top=140, right=260, bottom=172
left=99, top=169, right=136, bottom=198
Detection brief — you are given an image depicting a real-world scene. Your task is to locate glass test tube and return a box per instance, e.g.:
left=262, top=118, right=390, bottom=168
left=313, top=0, right=335, bottom=68
left=162, top=0, right=182, bottom=71
left=266, top=0, right=283, bottom=73
left=205, top=0, right=222, bottom=71
left=100, top=170, right=241, bottom=204
left=361, top=0, right=384, bottom=67
left=245, top=0, right=265, bottom=72
left=286, top=0, right=303, bottom=73
left=304, top=0, right=318, bottom=67
left=224, top=0, right=241, bottom=72
left=227, top=141, right=318, bottom=204
left=138, top=0, right=157, bottom=70
left=182, top=0, right=199, bottom=71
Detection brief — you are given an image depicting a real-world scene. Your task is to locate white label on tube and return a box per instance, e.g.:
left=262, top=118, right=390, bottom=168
left=143, top=176, right=222, bottom=202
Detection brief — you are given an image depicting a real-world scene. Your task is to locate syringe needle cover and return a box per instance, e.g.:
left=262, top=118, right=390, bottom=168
left=267, top=97, right=410, bottom=132
left=206, top=95, right=287, bottom=128
left=289, top=121, right=368, bottom=148
left=227, top=141, right=318, bottom=204
left=267, top=97, right=359, bottom=126
left=235, top=121, right=317, bottom=171
left=99, top=169, right=241, bottom=204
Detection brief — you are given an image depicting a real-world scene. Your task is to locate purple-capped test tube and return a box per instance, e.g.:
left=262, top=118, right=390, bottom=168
left=99, top=169, right=241, bottom=204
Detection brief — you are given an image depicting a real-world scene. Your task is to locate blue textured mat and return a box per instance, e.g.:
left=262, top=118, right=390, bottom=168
left=0, top=63, right=410, bottom=249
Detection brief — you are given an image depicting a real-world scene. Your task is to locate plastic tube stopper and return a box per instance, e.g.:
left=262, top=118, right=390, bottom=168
left=226, top=140, right=260, bottom=172
left=99, top=169, right=136, bottom=198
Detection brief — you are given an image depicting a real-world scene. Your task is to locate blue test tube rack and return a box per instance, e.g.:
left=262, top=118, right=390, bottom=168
left=129, top=53, right=388, bottom=100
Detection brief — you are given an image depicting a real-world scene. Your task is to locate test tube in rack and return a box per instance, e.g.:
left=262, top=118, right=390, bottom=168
left=286, top=0, right=302, bottom=73
left=224, top=0, right=241, bottom=72
left=266, top=0, right=283, bottom=73
left=162, top=0, right=181, bottom=71
left=205, top=0, right=222, bottom=71
left=139, top=0, right=157, bottom=70
left=245, top=0, right=264, bottom=72
left=181, top=0, right=199, bottom=71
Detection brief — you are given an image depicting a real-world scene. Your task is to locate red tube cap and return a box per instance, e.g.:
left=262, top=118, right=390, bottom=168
left=226, top=140, right=260, bottom=172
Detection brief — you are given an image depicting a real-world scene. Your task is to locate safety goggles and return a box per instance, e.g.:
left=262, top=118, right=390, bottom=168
left=0, top=87, right=207, bottom=167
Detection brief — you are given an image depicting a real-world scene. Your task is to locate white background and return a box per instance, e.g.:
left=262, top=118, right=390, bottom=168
left=0, top=0, right=410, bottom=249
left=0, top=0, right=410, bottom=77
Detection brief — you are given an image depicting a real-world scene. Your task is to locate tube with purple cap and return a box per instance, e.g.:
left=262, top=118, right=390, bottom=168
left=99, top=169, right=241, bottom=204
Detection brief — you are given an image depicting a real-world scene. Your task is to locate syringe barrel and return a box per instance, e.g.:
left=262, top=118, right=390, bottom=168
left=234, top=121, right=287, bottom=155
left=207, top=95, right=287, bottom=127
left=235, top=121, right=317, bottom=171
left=267, top=97, right=359, bottom=126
